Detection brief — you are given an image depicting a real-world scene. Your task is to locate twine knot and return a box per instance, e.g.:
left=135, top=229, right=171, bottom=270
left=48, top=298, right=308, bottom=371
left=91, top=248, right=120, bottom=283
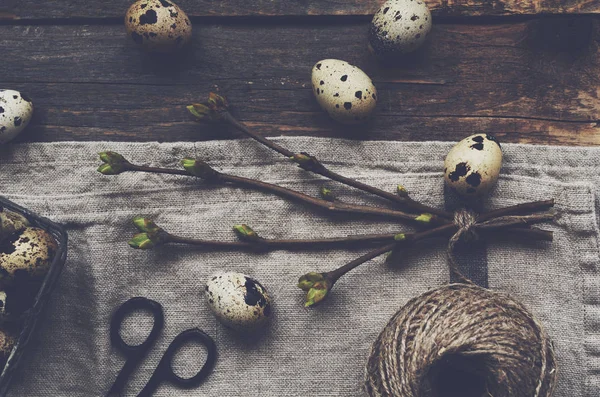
left=452, top=209, right=479, bottom=242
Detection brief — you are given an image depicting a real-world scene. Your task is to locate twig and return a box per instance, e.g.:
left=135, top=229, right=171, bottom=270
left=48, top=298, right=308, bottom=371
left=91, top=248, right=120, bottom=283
left=164, top=232, right=400, bottom=250
left=326, top=243, right=397, bottom=283
left=217, top=110, right=453, bottom=220
left=298, top=223, right=458, bottom=306
left=479, top=200, right=555, bottom=222
left=123, top=162, right=444, bottom=225
left=481, top=227, right=553, bottom=242
left=326, top=222, right=554, bottom=281
left=153, top=226, right=553, bottom=249
left=219, top=173, right=439, bottom=224
left=297, top=220, right=554, bottom=306
left=330, top=223, right=460, bottom=280
left=476, top=212, right=555, bottom=229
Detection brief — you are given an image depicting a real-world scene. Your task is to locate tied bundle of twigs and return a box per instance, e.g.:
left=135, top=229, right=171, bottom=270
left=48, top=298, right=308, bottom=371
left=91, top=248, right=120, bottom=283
left=97, top=92, right=556, bottom=308
left=365, top=283, right=557, bottom=397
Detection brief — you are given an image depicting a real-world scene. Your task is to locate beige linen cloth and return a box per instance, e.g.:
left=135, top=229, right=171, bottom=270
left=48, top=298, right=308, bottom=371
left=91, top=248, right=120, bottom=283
left=0, top=137, right=599, bottom=396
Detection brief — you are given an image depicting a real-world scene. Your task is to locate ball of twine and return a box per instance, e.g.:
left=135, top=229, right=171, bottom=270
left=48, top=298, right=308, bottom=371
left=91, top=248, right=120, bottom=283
left=365, top=283, right=557, bottom=397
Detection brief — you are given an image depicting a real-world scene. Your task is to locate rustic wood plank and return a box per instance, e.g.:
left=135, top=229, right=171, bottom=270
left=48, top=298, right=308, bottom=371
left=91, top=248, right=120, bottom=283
left=1, top=0, right=599, bottom=20
left=0, top=18, right=598, bottom=145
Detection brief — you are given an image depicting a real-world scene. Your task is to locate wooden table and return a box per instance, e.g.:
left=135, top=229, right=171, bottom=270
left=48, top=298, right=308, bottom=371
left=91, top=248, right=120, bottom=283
left=1, top=1, right=599, bottom=146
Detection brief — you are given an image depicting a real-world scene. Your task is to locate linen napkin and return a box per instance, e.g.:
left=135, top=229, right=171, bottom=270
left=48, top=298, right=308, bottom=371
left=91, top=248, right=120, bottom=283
left=0, top=138, right=598, bottom=396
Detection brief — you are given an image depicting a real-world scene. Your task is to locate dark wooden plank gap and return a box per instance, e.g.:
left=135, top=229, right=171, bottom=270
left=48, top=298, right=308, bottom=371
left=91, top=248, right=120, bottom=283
left=1, top=0, right=599, bottom=20
left=1, top=14, right=599, bottom=27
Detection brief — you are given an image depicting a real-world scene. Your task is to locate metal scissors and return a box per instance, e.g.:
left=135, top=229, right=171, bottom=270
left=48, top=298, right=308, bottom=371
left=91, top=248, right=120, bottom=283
left=107, top=297, right=217, bottom=397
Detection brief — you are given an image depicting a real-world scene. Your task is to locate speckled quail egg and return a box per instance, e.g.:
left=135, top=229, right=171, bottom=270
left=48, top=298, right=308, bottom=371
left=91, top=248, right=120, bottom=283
left=0, top=90, right=34, bottom=144
left=369, top=0, right=432, bottom=57
left=444, top=133, right=503, bottom=197
left=0, top=292, right=6, bottom=317
left=0, top=209, right=29, bottom=242
left=0, top=227, right=57, bottom=289
left=125, top=0, right=192, bottom=53
left=205, top=272, right=272, bottom=331
left=0, top=326, right=17, bottom=369
left=312, top=59, right=377, bottom=124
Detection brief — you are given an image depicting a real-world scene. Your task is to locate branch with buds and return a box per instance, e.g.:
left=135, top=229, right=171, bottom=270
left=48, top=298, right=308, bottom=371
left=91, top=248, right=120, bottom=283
left=128, top=217, right=402, bottom=251
left=98, top=92, right=556, bottom=307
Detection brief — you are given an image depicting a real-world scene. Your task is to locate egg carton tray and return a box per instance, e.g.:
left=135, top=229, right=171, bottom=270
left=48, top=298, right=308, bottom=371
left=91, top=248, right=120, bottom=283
left=0, top=196, right=68, bottom=397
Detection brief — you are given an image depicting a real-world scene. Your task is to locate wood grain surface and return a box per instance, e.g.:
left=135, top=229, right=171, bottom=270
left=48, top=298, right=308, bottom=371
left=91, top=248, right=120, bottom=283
left=1, top=0, right=599, bottom=19
left=1, top=16, right=598, bottom=145
left=0, top=0, right=599, bottom=145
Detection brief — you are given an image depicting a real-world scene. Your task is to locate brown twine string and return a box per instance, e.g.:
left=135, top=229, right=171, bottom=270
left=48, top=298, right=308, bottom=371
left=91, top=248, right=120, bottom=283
left=446, top=209, right=478, bottom=284
left=365, top=210, right=558, bottom=397
left=365, top=284, right=557, bottom=397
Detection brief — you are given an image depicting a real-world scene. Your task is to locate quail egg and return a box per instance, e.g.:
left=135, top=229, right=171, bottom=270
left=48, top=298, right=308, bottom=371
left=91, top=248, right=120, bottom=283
left=0, top=227, right=57, bottom=288
left=205, top=272, right=272, bottom=331
left=125, top=0, right=192, bottom=53
left=0, top=326, right=17, bottom=369
left=312, top=59, right=377, bottom=124
left=369, top=0, right=432, bottom=57
left=0, top=90, right=34, bottom=144
left=444, top=134, right=503, bottom=197
left=0, top=292, right=6, bottom=317
left=0, top=209, right=29, bottom=242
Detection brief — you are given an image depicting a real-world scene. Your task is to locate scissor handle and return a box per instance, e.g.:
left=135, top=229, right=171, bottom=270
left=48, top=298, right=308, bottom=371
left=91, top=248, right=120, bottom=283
left=110, top=297, right=164, bottom=354
left=138, top=328, right=218, bottom=396
left=107, top=297, right=165, bottom=397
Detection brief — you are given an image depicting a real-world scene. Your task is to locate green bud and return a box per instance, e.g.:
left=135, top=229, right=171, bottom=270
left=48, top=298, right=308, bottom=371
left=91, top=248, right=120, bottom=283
left=128, top=223, right=170, bottom=249
left=99, top=151, right=126, bottom=164
left=394, top=233, right=406, bottom=241
left=180, top=158, right=196, bottom=170
left=297, top=272, right=331, bottom=307
left=233, top=224, right=260, bottom=241
left=188, top=93, right=228, bottom=122
left=291, top=152, right=324, bottom=172
left=97, top=163, right=121, bottom=175
left=98, top=151, right=130, bottom=175
left=385, top=248, right=402, bottom=265
left=305, top=287, right=329, bottom=307
left=133, top=216, right=161, bottom=233
left=415, top=213, right=433, bottom=224
left=128, top=233, right=156, bottom=250
left=181, top=158, right=219, bottom=180
left=320, top=187, right=335, bottom=202
left=297, top=272, right=325, bottom=291
left=207, top=92, right=229, bottom=110
left=291, top=153, right=311, bottom=164
left=396, top=185, right=409, bottom=197
left=187, top=104, right=211, bottom=120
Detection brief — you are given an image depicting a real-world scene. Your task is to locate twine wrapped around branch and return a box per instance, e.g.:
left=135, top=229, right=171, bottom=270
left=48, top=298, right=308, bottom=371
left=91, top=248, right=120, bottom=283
left=364, top=284, right=557, bottom=397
